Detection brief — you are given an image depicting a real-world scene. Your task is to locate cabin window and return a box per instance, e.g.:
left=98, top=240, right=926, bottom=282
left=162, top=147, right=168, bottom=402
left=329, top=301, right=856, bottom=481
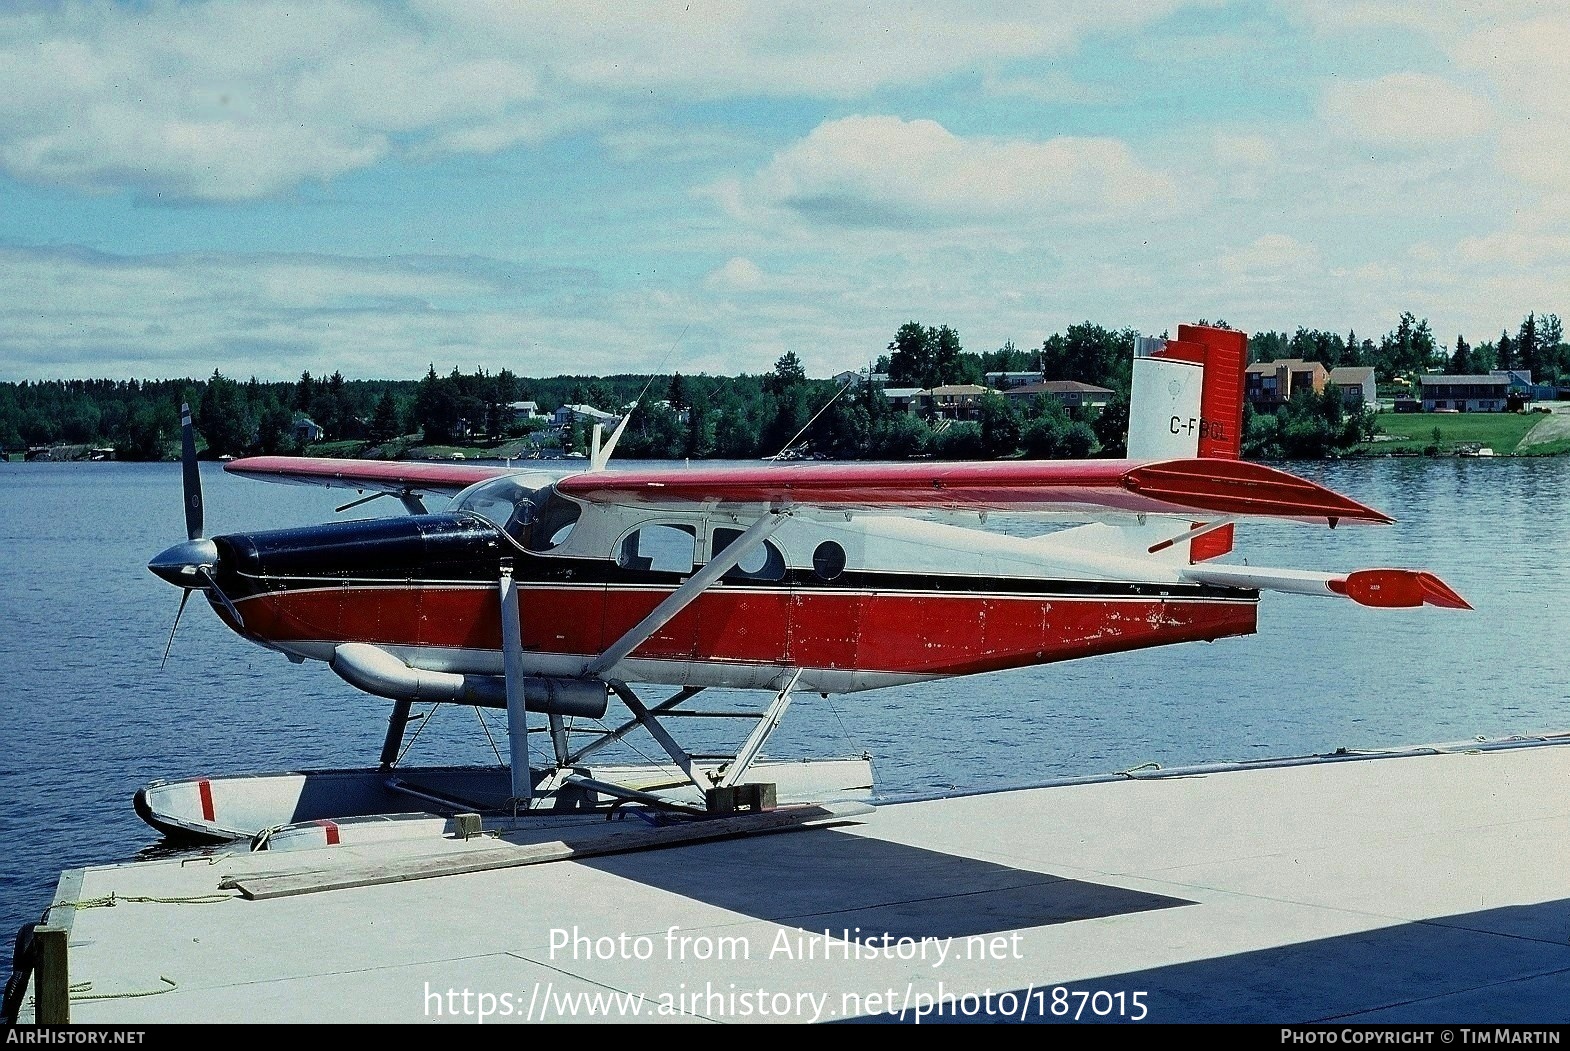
left=712, top=528, right=786, bottom=582
left=812, top=540, right=846, bottom=581
left=451, top=477, right=582, bottom=553
left=617, top=524, right=696, bottom=574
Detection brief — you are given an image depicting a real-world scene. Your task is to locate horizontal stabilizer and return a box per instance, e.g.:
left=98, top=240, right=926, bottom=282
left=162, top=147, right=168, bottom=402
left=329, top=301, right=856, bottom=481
left=1182, top=564, right=1471, bottom=609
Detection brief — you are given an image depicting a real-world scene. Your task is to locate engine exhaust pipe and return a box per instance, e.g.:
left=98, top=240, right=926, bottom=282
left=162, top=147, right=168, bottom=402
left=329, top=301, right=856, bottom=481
left=330, top=643, right=608, bottom=718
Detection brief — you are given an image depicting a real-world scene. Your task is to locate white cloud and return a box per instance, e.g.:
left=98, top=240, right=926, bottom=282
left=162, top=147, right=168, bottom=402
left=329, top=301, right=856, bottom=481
left=1319, top=73, right=1492, bottom=145
left=705, top=257, right=766, bottom=292
left=1223, top=234, right=1322, bottom=276
left=1285, top=1, right=1554, bottom=35
left=418, top=0, right=1198, bottom=98
left=1458, top=229, right=1570, bottom=268
left=978, top=70, right=1120, bottom=106
left=0, top=0, right=1201, bottom=201
left=1212, top=133, right=1279, bottom=168
left=602, top=126, right=750, bottom=165
left=743, top=115, right=1178, bottom=230
left=1451, top=17, right=1570, bottom=191
left=0, top=247, right=638, bottom=379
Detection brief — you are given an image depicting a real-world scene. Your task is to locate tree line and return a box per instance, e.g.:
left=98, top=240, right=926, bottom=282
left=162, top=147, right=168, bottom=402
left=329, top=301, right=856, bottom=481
left=3, top=310, right=1562, bottom=462
left=1246, top=311, right=1567, bottom=381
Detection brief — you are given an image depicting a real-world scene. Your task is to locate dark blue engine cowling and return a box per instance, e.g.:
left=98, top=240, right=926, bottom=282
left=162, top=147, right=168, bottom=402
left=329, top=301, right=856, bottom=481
left=213, top=513, right=506, bottom=595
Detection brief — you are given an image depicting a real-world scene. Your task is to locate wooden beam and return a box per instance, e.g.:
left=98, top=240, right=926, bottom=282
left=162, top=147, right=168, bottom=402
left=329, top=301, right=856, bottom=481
left=33, top=926, right=69, bottom=1024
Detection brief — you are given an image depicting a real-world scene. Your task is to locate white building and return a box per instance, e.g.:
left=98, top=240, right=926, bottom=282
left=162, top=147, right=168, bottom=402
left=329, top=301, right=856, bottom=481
left=553, top=404, right=619, bottom=428
left=507, top=401, right=543, bottom=424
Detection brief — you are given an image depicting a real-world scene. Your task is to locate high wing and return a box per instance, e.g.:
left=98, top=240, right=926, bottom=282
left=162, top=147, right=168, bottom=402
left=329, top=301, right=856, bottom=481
left=225, top=455, right=518, bottom=500
left=226, top=454, right=1391, bottom=525
left=556, top=457, right=1394, bottom=525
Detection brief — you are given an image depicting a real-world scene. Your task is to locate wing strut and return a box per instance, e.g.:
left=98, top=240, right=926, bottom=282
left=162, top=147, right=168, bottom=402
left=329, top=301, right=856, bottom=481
left=500, top=562, right=532, bottom=805
left=335, top=487, right=429, bottom=516
left=582, top=509, right=790, bottom=680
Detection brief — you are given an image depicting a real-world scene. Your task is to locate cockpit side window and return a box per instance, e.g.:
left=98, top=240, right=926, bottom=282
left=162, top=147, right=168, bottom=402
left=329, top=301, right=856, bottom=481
left=522, top=489, right=582, bottom=552
left=451, top=478, right=582, bottom=553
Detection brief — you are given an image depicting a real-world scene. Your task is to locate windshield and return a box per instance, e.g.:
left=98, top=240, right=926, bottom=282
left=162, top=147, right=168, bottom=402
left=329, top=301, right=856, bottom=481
left=451, top=476, right=582, bottom=553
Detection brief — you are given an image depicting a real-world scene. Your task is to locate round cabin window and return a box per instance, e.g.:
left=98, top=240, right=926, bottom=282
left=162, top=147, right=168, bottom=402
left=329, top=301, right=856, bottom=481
left=812, top=540, right=846, bottom=581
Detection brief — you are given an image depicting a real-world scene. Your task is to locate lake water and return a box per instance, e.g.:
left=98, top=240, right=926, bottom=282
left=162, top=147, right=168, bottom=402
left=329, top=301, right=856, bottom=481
left=1, top=457, right=1567, bottom=958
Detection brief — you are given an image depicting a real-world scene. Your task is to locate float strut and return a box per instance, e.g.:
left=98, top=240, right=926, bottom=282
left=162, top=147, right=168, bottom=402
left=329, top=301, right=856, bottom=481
left=378, top=698, right=414, bottom=769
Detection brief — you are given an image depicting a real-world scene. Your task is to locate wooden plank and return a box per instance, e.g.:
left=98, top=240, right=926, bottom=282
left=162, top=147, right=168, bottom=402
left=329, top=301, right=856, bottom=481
left=33, top=926, right=69, bottom=1024
left=223, top=803, right=873, bottom=901
left=17, top=868, right=86, bottom=1023
left=45, top=868, right=85, bottom=933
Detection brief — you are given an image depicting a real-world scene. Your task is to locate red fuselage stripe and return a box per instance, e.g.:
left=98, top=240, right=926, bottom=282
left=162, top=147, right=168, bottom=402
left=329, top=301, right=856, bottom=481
left=232, top=583, right=1257, bottom=677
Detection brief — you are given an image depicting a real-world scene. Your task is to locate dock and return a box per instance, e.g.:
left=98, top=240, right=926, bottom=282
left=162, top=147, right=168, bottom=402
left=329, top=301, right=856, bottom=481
left=16, top=734, right=1570, bottom=1024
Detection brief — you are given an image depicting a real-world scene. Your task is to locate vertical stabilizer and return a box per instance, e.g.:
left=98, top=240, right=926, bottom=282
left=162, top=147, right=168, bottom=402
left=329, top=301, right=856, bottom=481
left=1125, top=323, right=1250, bottom=559
left=1126, top=336, right=1203, bottom=460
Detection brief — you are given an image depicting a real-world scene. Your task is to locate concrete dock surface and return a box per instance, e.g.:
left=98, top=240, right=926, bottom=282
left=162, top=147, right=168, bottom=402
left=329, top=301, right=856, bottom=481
left=21, top=734, right=1570, bottom=1024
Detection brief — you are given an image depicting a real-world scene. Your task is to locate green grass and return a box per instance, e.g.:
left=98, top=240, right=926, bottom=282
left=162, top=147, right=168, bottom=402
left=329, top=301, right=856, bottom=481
left=1517, top=436, right=1570, bottom=457
left=1363, top=412, right=1546, bottom=455
left=403, top=437, right=543, bottom=461
left=296, top=434, right=554, bottom=461
left=307, top=439, right=369, bottom=457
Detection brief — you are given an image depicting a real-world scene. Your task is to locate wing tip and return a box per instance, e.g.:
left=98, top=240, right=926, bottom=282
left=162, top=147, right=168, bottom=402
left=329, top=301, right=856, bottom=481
left=1128, top=459, right=1397, bottom=524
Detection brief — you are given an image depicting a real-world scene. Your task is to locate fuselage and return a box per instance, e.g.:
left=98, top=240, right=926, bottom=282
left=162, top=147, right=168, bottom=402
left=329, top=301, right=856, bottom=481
left=202, top=496, right=1259, bottom=695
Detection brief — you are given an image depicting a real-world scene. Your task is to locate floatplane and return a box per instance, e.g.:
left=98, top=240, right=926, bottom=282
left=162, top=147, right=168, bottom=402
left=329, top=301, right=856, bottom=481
left=140, top=325, right=1468, bottom=847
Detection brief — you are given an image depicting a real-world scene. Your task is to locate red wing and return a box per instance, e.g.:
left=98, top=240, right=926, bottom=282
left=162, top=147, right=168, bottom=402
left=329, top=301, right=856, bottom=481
left=557, top=458, right=1393, bottom=525
left=224, top=456, right=514, bottom=498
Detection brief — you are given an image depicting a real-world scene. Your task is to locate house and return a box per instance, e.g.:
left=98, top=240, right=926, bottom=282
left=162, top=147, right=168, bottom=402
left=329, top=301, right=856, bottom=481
left=292, top=415, right=324, bottom=444
left=1245, top=359, right=1329, bottom=408
left=1002, top=380, right=1115, bottom=411
left=984, top=371, right=1045, bottom=390
left=1491, top=370, right=1557, bottom=403
left=881, top=387, right=923, bottom=414
left=923, top=384, right=990, bottom=421
left=1418, top=375, right=1510, bottom=412
left=552, top=404, right=619, bottom=429
left=1327, top=366, right=1378, bottom=411
left=507, top=401, right=543, bottom=425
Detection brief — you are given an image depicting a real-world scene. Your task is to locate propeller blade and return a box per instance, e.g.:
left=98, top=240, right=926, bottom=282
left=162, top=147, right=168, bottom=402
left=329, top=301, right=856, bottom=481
left=159, top=589, right=193, bottom=670
left=196, top=567, right=245, bottom=629
left=180, top=402, right=204, bottom=541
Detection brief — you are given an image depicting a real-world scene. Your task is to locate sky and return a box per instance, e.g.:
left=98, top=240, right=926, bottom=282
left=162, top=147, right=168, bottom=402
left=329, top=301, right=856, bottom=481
left=1, top=0, right=1566, bottom=382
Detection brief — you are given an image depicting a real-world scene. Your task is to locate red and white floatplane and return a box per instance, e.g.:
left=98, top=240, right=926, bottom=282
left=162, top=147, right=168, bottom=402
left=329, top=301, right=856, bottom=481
left=139, top=325, right=1468, bottom=848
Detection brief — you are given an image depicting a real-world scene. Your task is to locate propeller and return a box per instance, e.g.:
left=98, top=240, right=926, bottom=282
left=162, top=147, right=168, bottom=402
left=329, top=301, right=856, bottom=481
left=180, top=400, right=202, bottom=541
left=150, top=402, right=244, bottom=666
